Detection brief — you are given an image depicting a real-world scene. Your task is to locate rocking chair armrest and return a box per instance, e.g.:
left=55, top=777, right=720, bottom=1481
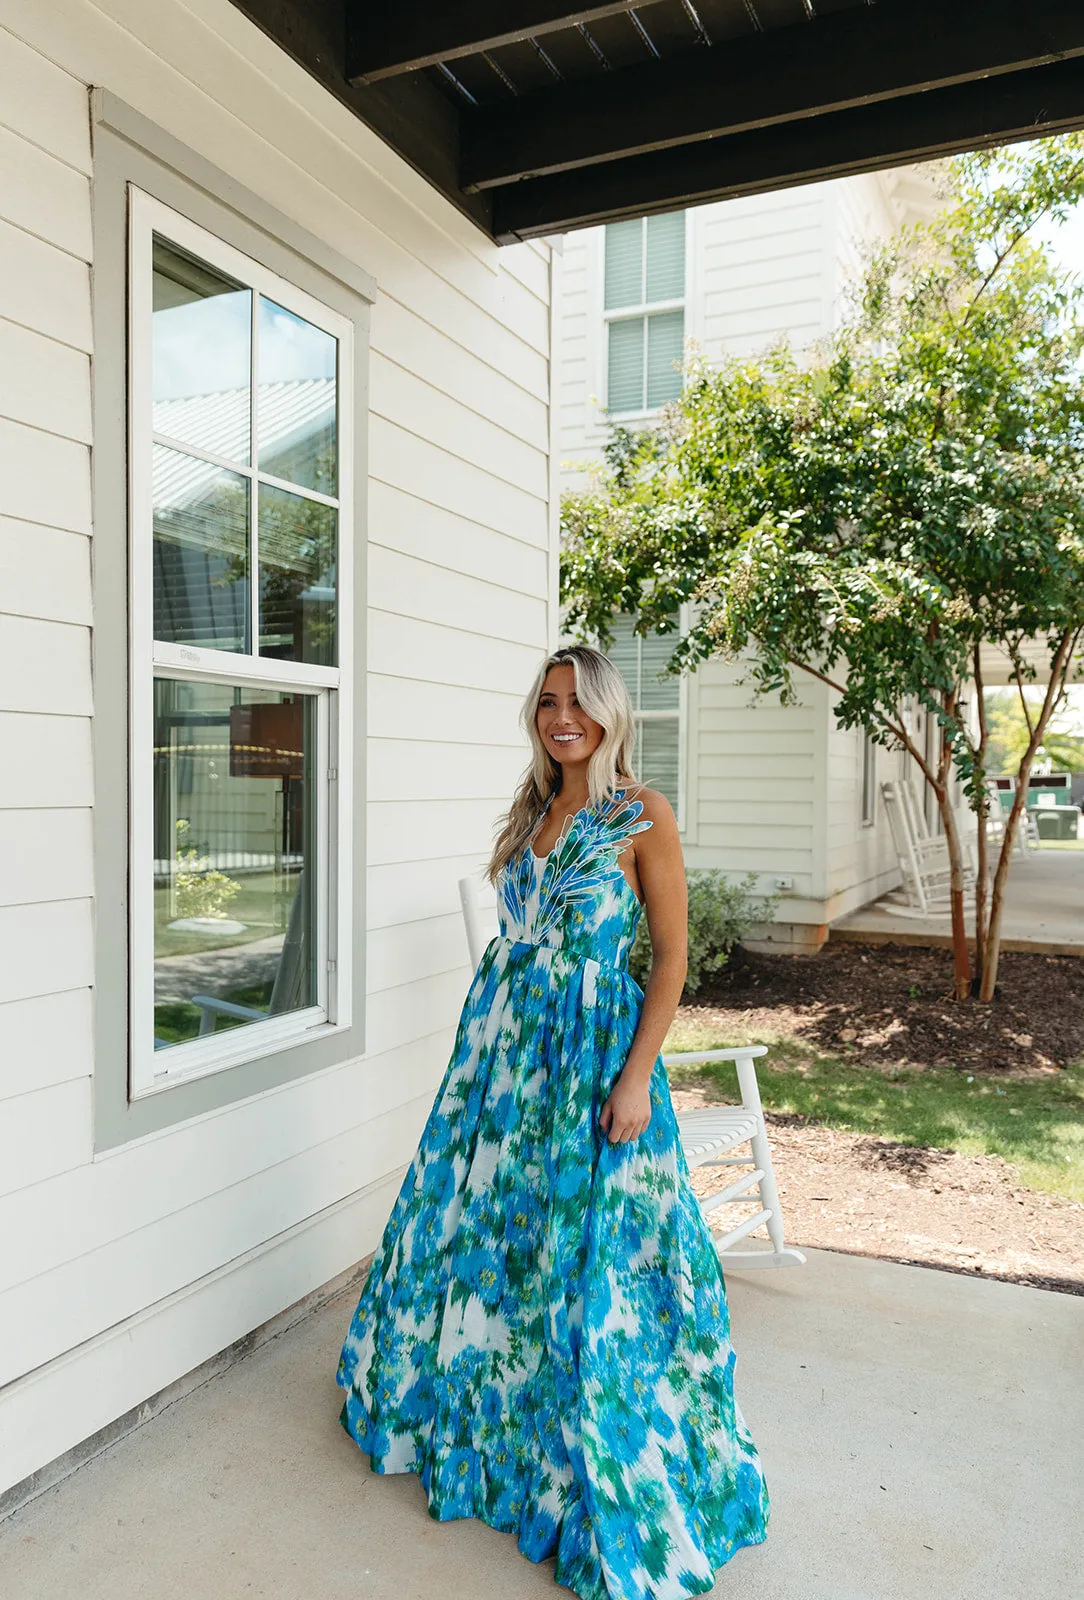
left=661, top=1047, right=768, bottom=1066
left=191, top=994, right=264, bottom=1020
left=661, top=1046, right=768, bottom=1116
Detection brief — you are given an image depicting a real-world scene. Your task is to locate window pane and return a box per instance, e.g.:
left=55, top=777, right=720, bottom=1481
left=258, top=297, right=338, bottom=496
left=640, top=629, right=681, bottom=709
left=153, top=445, right=249, bottom=652
left=862, top=734, right=876, bottom=823
left=646, top=310, right=684, bottom=408
left=607, top=613, right=641, bottom=706
left=258, top=484, right=337, bottom=666
left=604, top=218, right=643, bottom=309
left=645, top=211, right=685, bottom=302
left=152, top=679, right=318, bottom=1052
left=152, top=237, right=251, bottom=464
left=641, top=718, right=680, bottom=810
left=607, top=317, right=645, bottom=413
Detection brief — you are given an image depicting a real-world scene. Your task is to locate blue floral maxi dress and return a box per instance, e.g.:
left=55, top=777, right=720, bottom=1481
left=336, top=789, right=770, bottom=1600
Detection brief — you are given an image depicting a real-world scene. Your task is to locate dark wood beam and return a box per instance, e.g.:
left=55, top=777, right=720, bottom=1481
left=492, top=55, right=1084, bottom=240
left=345, top=3, right=645, bottom=84
left=464, top=0, right=1084, bottom=191
left=226, top=0, right=493, bottom=234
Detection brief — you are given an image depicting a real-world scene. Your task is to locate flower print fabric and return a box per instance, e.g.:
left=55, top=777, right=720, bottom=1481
left=336, top=788, right=769, bottom=1600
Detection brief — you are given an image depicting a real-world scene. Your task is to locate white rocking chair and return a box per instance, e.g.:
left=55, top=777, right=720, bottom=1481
left=880, top=779, right=977, bottom=918
left=458, top=874, right=805, bottom=1271
left=985, top=778, right=1040, bottom=854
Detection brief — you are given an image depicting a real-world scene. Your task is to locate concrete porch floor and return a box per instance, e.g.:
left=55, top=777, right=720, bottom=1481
left=833, top=845, right=1084, bottom=954
left=1, top=1248, right=1080, bottom=1600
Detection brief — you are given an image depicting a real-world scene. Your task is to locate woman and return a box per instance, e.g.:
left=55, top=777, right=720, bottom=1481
left=336, top=644, right=770, bottom=1600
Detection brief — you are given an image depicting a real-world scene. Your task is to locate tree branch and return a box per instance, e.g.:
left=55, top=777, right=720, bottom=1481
left=785, top=653, right=937, bottom=787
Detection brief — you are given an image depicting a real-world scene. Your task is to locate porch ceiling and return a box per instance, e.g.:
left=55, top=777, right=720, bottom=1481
left=229, top=1, right=1084, bottom=242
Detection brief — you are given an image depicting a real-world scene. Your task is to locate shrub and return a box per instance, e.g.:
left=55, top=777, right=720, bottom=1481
left=628, top=869, right=779, bottom=995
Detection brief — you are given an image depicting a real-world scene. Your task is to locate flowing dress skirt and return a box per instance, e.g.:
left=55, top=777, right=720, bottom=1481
left=336, top=936, right=770, bottom=1600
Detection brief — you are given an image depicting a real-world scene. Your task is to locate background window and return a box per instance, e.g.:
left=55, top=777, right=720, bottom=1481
left=607, top=613, right=684, bottom=819
left=604, top=212, right=685, bottom=414
left=130, top=189, right=352, bottom=1095
left=861, top=730, right=877, bottom=825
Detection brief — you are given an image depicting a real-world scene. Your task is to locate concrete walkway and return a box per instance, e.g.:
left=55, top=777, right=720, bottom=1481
left=834, top=845, right=1084, bottom=955
left=1, top=1248, right=1080, bottom=1600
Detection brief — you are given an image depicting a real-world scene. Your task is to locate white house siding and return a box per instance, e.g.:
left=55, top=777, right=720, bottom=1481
left=825, top=717, right=907, bottom=920
left=0, top=1, right=554, bottom=1497
left=681, top=661, right=821, bottom=925
left=555, top=174, right=949, bottom=943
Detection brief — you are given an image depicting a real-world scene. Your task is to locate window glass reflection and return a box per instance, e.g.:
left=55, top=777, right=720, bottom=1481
left=153, top=237, right=251, bottom=464
left=258, top=296, right=337, bottom=496
left=258, top=484, right=337, bottom=666
left=152, top=445, right=250, bottom=652
left=152, top=678, right=317, bottom=1051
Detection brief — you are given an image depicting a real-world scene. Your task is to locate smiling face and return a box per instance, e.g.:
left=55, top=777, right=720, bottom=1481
left=536, top=662, right=605, bottom=772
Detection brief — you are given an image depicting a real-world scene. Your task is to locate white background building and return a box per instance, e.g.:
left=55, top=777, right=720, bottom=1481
left=555, top=171, right=958, bottom=949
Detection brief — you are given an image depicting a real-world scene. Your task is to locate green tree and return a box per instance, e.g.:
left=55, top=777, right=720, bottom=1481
left=984, top=688, right=1084, bottom=774
left=561, top=137, right=1084, bottom=1002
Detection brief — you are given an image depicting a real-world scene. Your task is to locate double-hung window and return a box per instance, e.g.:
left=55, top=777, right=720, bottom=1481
left=604, top=212, right=686, bottom=415
left=127, top=188, right=354, bottom=1097
left=607, top=613, right=685, bottom=825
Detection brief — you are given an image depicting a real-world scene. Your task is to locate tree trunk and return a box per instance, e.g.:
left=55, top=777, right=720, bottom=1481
left=979, top=627, right=1080, bottom=1002
left=973, top=791, right=989, bottom=990
left=980, top=773, right=1029, bottom=1002
left=937, top=784, right=973, bottom=1000
left=972, top=648, right=989, bottom=991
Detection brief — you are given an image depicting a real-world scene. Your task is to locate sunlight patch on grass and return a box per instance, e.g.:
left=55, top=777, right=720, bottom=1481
left=664, top=1021, right=1084, bottom=1203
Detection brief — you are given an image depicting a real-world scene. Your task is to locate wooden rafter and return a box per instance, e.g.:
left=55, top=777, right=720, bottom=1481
left=464, top=0, right=1084, bottom=190
left=226, top=0, right=1084, bottom=243
left=492, top=55, right=1084, bottom=239
left=345, top=2, right=647, bottom=84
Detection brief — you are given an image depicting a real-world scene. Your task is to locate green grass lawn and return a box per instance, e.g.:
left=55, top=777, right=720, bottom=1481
left=153, top=870, right=291, bottom=960
left=665, top=1018, right=1084, bottom=1203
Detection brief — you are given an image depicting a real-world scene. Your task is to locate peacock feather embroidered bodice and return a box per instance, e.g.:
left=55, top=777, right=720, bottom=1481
left=498, top=787, right=652, bottom=976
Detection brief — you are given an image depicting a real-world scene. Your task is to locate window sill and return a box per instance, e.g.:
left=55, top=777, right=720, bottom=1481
left=133, top=1012, right=346, bottom=1099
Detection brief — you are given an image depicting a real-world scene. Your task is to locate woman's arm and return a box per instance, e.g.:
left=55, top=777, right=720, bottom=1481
left=599, top=789, right=688, bottom=1144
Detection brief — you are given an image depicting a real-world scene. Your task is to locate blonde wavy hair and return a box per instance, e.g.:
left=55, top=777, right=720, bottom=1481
left=487, top=644, right=639, bottom=883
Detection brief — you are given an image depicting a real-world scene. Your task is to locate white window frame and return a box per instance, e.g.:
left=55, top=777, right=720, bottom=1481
left=127, top=187, right=354, bottom=1098
left=602, top=214, right=688, bottom=420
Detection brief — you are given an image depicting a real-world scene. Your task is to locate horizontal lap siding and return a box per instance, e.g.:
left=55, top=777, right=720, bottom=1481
left=685, top=661, right=819, bottom=897
left=826, top=718, right=896, bottom=899
left=554, top=231, right=598, bottom=485
left=0, top=0, right=553, bottom=1478
left=697, top=187, right=834, bottom=361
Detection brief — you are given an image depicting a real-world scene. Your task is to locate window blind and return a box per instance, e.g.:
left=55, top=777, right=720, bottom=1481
left=640, top=719, right=681, bottom=810
left=645, top=212, right=685, bottom=302
left=638, top=626, right=681, bottom=709
left=646, top=310, right=684, bottom=409
left=607, top=316, right=645, bottom=414
left=604, top=218, right=643, bottom=309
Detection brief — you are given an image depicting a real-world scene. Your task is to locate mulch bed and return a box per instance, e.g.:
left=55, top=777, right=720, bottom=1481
left=683, top=940, right=1084, bottom=1075
left=671, top=940, right=1084, bottom=1296
left=673, top=1092, right=1084, bottom=1297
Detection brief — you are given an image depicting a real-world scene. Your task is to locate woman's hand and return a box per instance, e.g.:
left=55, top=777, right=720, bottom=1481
left=599, top=1072, right=652, bottom=1143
